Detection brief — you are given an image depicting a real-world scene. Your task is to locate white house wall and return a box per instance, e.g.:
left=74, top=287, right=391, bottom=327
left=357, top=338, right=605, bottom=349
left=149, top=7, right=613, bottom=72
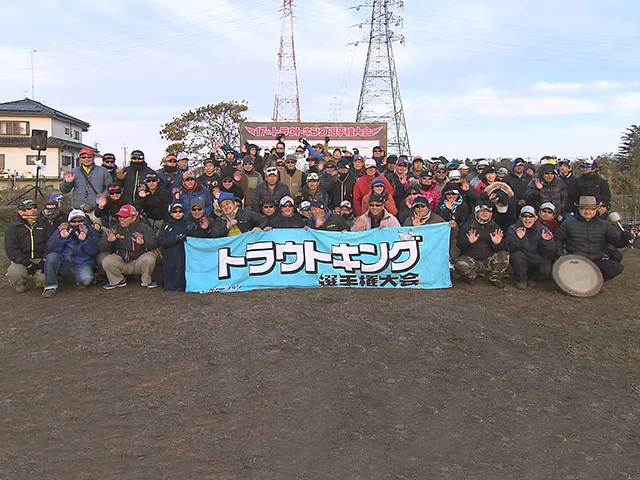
left=52, top=118, right=83, bottom=143
left=2, top=146, right=60, bottom=178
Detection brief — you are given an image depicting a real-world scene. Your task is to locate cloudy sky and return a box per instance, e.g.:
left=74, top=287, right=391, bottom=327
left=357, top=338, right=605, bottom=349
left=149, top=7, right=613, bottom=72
left=2, top=0, right=639, bottom=167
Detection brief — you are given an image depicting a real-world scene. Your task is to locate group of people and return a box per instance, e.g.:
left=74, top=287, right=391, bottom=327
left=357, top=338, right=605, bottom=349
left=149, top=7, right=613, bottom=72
left=3, top=141, right=634, bottom=297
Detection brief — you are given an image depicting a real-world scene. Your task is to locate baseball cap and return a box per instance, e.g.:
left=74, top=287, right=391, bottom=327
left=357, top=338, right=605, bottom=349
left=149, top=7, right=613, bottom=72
left=397, top=157, right=408, bottom=166
left=285, top=154, right=297, bottom=161
left=474, top=202, right=492, bottom=213
left=299, top=201, right=311, bottom=211
left=310, top=198, right=326, bottom=209
left=520, top=205, right=536, bottom=216
left=242, top=155, right=254, bottom=165
left=280, top=195, right=295, bottom=206
left=412, top=195, right=429, bottom=207
left=412, top=156, right=424, bottom=163
left=107, top=184, right=122, bottom=194
left=353, top=155, right=364, bottom=162
left=458, top=163, right=470, bottom=170
left=102, top=153, right=116, bottom=162
left=43, top=200, right=59, bottom=212
left=340, top=200, right=352, bottom=209
left=266, top=166, right=278, bottom=176
left=307, top=172, right=319, bottom=181
left=18, top=199, right=37, bottom=210
left=115, top=205, right=138, bottom=218
left=386, top=154, right=398, bottom=164
left=337, top=159, right=350, bottom=169
left=512, top=157, right=525, bottom=167
left=144, top=173, right=159, bottom=183
left=580, top=158, right=596, bottom=168
left=369, top=194, right=385, bottom=204
left=447, top=169, right=461, bottom=180
left=130, top=150, right=145, bottom=159
left=68, top=209, right=86, bottom=222
left=191, top=198, right=205, bottom=209
left=79, top=147, right=94, bottom=156
left=370, top=177, right=386, bottom=188
left=497, top=167, right=509, bottom=175
left=364, top=159, right=377, bottom=169
left=540, top=202, right=556, bottom=212
left=218, top=192, right=235, bottom=204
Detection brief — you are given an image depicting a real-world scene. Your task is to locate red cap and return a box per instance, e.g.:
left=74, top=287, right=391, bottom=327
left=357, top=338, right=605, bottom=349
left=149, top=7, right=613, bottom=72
left=79, top=147, right=94, bottom=156
left=115, top=205, right=138, bottom=218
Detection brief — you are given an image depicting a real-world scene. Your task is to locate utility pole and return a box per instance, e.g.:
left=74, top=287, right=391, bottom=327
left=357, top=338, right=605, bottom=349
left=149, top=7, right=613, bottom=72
left=272, top=0, right=301, bottom=122
left=93, top=142, right=101, bottom=153
left=329, top=96, right=342, bottom=122
left=353, top=0, right=410, bottom=156
left=122, top=144, right=128, bottom=167
left=29, top=50, right=37, bottom=99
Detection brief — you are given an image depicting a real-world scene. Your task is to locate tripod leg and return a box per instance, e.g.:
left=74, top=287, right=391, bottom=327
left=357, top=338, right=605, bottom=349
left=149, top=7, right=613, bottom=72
left=8, top=186, right=37, bottom=205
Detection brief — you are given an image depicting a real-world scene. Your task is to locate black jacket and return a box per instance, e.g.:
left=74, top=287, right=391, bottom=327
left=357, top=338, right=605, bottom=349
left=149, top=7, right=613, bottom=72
left=95, top=199, right=126, bottom=227
left=504, top=172, right=530, bottom=201
left=122, top=162, right=158, bottom=203
left=211, top=209, right=265, bottom=237
left=250, top=181, right=290, bottom=213
left=99, top=218, right=159, bottom=261
left=186, top=217, right=214, bottom=238
left=554, top=215, right=628, bottom=261
left=136, top=187, right=172, bottom=221
left=4, top=216, right=54, bottom=266
left=329, top=173, right=356, bottom=210
left=267, top=213, right=308, bottom=229
left=570, top=173, right=611, bottom=211
left=310, top=212, right=347, bottom=232
left=457, top=215, right=506, bottom=260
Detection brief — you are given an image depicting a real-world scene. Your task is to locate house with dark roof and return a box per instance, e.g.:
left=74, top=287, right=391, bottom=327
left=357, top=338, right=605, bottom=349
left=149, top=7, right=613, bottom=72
left=0, top=98, right=93, bottom=178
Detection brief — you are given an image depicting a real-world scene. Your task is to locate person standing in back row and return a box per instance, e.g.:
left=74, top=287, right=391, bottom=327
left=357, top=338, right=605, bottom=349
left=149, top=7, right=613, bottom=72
left=121, top=150, right=157, bottom=203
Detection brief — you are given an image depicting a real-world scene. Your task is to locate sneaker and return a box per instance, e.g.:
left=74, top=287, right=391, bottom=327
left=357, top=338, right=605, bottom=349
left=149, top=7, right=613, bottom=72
left=42, top=287, right=58, bottom=298
left=490, top=279, right=505, bottom=288
left=103, top=279, right=127, bottom=290
left=141, top=281, right=158, bottom=289
left=515, top=281, right=527, bottom=290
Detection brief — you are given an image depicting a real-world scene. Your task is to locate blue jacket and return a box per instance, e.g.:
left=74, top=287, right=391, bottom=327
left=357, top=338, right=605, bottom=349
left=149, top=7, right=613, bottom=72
left=45, top=222, right=100, bottom=266
left=176, top=183, right=213, bottom=217
left=60, top=164, right=113, bottom=209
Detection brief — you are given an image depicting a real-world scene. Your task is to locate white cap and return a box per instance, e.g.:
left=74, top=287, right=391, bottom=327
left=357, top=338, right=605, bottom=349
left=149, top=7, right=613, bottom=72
left=266, top=166, right=278, bottom=176
left=307, top=172, right=319, bottom=181
left=540, top=202, right=556, bottom=212
left=447, top=169, right=461, bottom=180
left=520, top=205, right=536, bottom=216
left=340, top=200, right=352, bottom=209
left=68, top=209, right=86, bottom=222
left=279, top=195, right=294, bottom=206
left=364, top=158, right=377, bottom=169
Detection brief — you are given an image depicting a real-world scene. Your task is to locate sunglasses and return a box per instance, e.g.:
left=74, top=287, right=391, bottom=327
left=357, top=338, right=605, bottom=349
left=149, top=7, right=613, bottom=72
left=191, top=207, right=203, bottom=212
left=540, top=209, right=554, bottom=214
left=79, top=155, right=93, bottom=159
left=276, top=147, right=285, bottom=150
left=521, top=214, right=535, bottom=219
left=286, top=161, right=296, bottom=165
left=369, top=203, right=383, bottom=207
left=165, top=160, right=177, bottom=164
left=276, top=163, right=285, bottom=167
left=103, top=160, right=115, bottom=164
left=131, top=157, right=143, bottom=160
left=108, top=191, right=121, bottom=195
left=145, top=179, right=158, bottom=183
left=263, top=205, right=276, bottom=209
left=414, top=204, right=428, bottom=208
left=222, top=179, right=233, bottom=183
left=406, top=192, right=419, bottom=196
left=69, top=219, right=84, bottom=224
left=295, top=150, right=304, bottom=154
left=172, top=209, right=184, bottom=213
left=184, top=178, right=196, bottom=181
left=282, top=203, right=294, bottom=208
left=23, top=206, right=38, bottom=210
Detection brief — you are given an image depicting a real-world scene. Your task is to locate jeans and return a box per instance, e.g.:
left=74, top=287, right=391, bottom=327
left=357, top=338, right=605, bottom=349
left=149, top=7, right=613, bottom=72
left=44, top=252, right=94, bottom=288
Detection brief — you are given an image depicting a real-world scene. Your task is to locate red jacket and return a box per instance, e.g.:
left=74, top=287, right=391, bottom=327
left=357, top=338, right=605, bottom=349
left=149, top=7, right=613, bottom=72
left=419, top=184, right=441, bottom=211
left=353, top=172, right=395, bottom=216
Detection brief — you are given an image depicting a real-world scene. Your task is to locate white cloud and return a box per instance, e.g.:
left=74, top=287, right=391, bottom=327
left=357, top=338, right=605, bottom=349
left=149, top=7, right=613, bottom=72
left=533, top=82, right=584, bottom=92
left=612, top=92, right=640, bottom=113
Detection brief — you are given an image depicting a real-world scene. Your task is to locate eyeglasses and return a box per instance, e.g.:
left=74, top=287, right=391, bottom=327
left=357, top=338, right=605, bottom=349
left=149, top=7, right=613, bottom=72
left=295, top=150, right=304, bottom=154
left=191, top=207, right=203, bottom=212
left=282, top=203, right=294, bottom=208
left=326, top=165, right=336, bottom=169
left=369, top=203, right=383, bottom=207
left=172, top=209, right=184, bottom=213
left=543, top=171, right=556, bottom=175
left=521, top=214, right=535, bottom=219
left=286, top=161, right=296, bottom=165
left=69, top=219, right=84, bottom=224
left=79, top=155, right=93, bottom=159
left=184, top=178, right=196, bottom=182
left=263, top=205, right=276, bottom=209
left=145, top=179, right=158, bottom=183
left=276, top=163, right=285, bottom=167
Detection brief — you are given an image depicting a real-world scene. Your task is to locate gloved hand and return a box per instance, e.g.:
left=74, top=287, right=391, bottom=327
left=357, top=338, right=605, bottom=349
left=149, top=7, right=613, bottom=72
left=26, top=260, right=43, bottom=275
left=175, top=233, right=185, bottom=241
left=622, top=230, right=633, bottom=243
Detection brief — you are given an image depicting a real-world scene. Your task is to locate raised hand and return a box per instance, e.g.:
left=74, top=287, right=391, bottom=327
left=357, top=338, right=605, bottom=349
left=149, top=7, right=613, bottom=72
left=490, top=229, right=504, bottom=245
left=412, top=211, right=423, bottom=226
left=466, top=228, right=479, bottom=244
left=63, top=171, right=75, bottom=183
left=97, top=194, right=107, bottom=208
left=516, top=227, right=526, bottom=239
left=541, top=230, right=554, bottom=241
left=535, top=178, right=544, bottom=190
left=200, top=217, right=209, bottom=230
left=106, top=229, right=117, bottom=242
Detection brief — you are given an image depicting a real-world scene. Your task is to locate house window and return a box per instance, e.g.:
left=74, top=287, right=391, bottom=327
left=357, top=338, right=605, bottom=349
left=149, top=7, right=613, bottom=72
left=61, top=155, right=72, bottom=166
left=74, top=131, right=80, bottom=140
left=0, top=154, right=5, bottom=170
left=0, top=121, right=30, bottom=135
left=65, top=127, right=70, bottom=135
left=26, top=155, right=46, bottom=166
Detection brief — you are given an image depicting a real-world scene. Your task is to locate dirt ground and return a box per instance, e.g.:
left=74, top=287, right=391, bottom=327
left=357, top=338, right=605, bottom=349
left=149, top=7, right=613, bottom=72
left=0, top=239, right=638, bottom=479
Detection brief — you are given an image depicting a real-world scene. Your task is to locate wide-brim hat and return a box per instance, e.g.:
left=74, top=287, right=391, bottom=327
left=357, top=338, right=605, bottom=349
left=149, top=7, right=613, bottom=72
left=574, top=196, right=598, bottom=208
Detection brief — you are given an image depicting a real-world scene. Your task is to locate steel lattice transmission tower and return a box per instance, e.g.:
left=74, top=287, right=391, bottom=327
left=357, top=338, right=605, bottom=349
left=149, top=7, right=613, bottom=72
left=272, top=0, right=301, bottom=122
left=354, top=0, right=410, bottom=155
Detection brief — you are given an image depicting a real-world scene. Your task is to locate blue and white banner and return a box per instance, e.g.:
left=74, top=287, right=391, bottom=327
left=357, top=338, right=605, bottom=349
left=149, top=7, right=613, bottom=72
left=185, top=224, right=452, bottom=293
